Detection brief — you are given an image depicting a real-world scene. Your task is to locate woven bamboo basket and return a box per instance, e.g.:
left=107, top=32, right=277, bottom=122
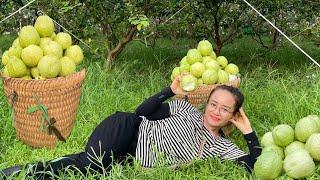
left=174, top=77, right=241, bottom=107
left=1, top=69, right=86, bottom=148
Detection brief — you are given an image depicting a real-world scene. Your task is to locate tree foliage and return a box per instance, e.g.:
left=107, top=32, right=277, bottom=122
left=242, top=0, right=320, bottom=49
left=1, top=0, right=151, bottom=66
left=1, top=0, right=319, bottom=65
left=177, top=0, right=249, bottom=55
left=0, top=0, right=36, bottom=34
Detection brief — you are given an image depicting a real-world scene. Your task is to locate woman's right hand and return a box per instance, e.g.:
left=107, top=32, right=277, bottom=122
left=170, top=75, right=188, bottom=96
left=229, top=107, right=253, bottom=134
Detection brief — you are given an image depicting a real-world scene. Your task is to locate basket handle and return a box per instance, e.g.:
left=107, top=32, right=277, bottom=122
left=29, top=93, right=66, bottom=142
left=48, top=117, right=66, bottom=142
left=8, top=91, right=18, bottom=107
left=183, top=95, right=189, bottom=102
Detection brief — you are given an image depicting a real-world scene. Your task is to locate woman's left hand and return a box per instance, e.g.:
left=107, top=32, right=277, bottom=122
left=170, top=75, right=188, bottom=96
left=229, top=107, right=253, bottom=134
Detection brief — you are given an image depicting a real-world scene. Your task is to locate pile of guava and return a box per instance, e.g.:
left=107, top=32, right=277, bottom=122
left=1, top=15, right=84, bottom=80
left=254, top=115, right=320, bottom=179
left=170, top=40, right=240, bottom=92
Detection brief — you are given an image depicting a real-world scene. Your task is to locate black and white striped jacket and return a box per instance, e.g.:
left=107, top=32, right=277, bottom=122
left=135, top=87, right=261, bottom=171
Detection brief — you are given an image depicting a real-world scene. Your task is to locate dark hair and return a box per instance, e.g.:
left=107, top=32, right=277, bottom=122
left=207, top=85, right=244, bottom=114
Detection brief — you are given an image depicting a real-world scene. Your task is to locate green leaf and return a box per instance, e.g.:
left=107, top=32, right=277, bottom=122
left=140, top=20, right=149, bottom=27
left=130, top=19, right=140, bottom=25
left=137, top=24, right=142, bottom=31
left=27, top=105, right=41, bottom=114
left=39, top=105, right=48, bottom=112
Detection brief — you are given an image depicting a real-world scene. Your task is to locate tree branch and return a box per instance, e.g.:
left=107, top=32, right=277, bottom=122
left=251, top=24, right=271, bottom=49
left=215, top=1, right=223, bottom=23
left=107, top=25, right=137, bottom=61
left=221, top=24, right=237, bottom=44
left=222, top=4, right=243, bottom=45
left=272, top=16, right=279, bottom=48
left=195, top=13, right=212, bottom=34
left=143, top=0, right=151, bottom=15
left=251, top=33, right=270, bottom=49
left=213, top=10, right=222, bottom=55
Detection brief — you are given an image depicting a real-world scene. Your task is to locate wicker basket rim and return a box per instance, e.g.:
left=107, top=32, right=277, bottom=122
left=184, top=77, right=240, bottom=94
left=1, top=68, right=85, bottom=81
left=2, top=69, right=86, bottom=91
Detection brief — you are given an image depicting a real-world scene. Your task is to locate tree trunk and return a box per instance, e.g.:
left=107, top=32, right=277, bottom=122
left=272, top=19, right=279, bottom=49
left=143, top=0, right=151, bottom=15
left=103, top=0, right=151, bottom=68
left=105, top=25, right=137, bottom=67
left=215, top=42, right=222, bottom=56
left=213, top=15, right=222, bottom=56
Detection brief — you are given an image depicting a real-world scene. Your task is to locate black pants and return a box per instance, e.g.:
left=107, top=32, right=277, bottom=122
left=29, top=111, right=142, bottom=179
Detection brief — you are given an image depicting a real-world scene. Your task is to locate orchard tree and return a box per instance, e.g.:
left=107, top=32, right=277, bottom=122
left=134, top=0, right=189, bottom=47
left=128, top=0, right=201, bottom=48
left=182, top=0, right=249, bottom=55
left=78, top=0, right=150, bottom=64
left=242, top=0, right=320, bottom=49
left=301, top=17, right=320, bottom=46
left=292, top=0, right=320, bottom=46
left=243, top=0, right=294, bottom=49
left=123, top=1, right=212, bottom=48
left=0, top=0, right=37, bottom=34
left=31, top=0, right=151, bottom=67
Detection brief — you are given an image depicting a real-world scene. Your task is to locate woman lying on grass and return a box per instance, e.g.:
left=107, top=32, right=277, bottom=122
left=1, top=76, right=261, bottom=179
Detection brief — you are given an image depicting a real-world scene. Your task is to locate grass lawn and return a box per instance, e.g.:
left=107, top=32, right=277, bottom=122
left=0, top=35, right=320, bottom=179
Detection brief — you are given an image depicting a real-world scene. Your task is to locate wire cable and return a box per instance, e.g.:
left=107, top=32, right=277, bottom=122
left=242, top=0, right=320, bottom=68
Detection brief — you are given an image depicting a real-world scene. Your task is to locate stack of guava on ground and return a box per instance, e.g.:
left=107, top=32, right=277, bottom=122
left=170, top=40, right=240, bottom=92
left=254, top=115, right=320, bottom=179
left=1, top=15, right=84, bottom=80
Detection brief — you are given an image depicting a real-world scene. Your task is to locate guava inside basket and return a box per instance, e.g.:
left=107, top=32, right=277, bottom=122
left=174, top=77, right=240, bottom=107
left=1, top=69, right=86, bottom=148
